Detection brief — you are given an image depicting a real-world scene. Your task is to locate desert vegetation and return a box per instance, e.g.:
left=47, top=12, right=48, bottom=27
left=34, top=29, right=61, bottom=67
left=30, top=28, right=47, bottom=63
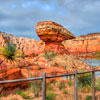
left=0, top=43, right=20, bottom=63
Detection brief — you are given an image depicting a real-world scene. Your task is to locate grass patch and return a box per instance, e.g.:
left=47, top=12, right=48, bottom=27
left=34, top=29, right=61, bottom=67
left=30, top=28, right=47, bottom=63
left=63, top=89, right=68, bottom=95
left=85, top=95, right=92, bottom=100
left=58, top=81, right=65, bottom=90
left=95, top=78, right=100, bottom=91
left=16, top=90, right=33, bottom=100
left=46, top=91, right=56, bottom=100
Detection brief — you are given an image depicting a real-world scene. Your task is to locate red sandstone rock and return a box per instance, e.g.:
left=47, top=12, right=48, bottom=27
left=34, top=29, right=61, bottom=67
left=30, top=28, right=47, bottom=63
left=36, top=21, right=75, bottom=54
left=0, top=32, right=100, bottom=56
left=63, top=33, right=100, bottom=54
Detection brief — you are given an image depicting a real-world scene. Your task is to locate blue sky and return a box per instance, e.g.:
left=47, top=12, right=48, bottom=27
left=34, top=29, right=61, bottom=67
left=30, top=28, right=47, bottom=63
left=0, top=0, right=100, bottom=40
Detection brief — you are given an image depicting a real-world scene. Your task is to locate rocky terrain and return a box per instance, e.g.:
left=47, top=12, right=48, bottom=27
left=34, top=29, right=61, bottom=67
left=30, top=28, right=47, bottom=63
left=0, top=32, right=100, bottom=58
left=0, top=31, right=100, bottom=99
left=63, top=33, right=100, bottom=54
left=0, top=32, right=45, bottom=56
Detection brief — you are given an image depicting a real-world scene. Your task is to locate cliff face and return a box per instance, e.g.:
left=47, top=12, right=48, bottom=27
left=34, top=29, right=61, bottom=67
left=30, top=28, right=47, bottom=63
left=0, top=32, right=100, bottom=56
left=0, top=32, right=45, bottom=56
left=63, top=33, right=100, bottom=54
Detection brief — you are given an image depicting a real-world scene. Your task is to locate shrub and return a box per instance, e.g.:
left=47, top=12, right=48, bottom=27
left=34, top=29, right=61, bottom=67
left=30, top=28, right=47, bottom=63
left=52, top=80, right=57, bottom=85
left=46, top=91, right=56, bottom=100
left=16, top=90, right=32, bottom=99
left=68, top=80, right=73, bottom=87
left=95, top=78, right=100, bottom=91
left=0, top=43, right=20, bottom=63
left=58, top=81, right=65, bottom=90
left=46, top=82, right=54, bottom=91
left=29, top=71, right=42, bottom=98
left=21, top=47, right=24, bottom=59
left=63, top=89, right=68, bottom=95
left=10, top=98, right=16, bottom=100
left=26, top=68, right=42, bottom=98
left=44, top=50, right=57, bottom=61
left=92, top=51, right=100, bottom=56
left=85, top=95, right=92, bottom=100
left=77, top=73, right=92, bottom=89
left=63, top=65, right=67, bottom=70
left=30, top=80, right=42, bottom=98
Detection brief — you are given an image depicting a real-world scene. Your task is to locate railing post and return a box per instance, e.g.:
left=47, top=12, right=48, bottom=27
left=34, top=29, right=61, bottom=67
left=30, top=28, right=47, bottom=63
left=42, top=72, right=46, bottom=100
left=74, top=70, right=78, bottom=100
left=92, top=69, right=95, bottom=100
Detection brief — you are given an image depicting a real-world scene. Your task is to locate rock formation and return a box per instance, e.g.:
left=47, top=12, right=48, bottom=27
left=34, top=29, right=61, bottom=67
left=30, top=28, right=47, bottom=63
left=36, top=21, right=75, bottom=54
left=63, top=33, right=100, bottom=54
left=0, top=31, right=100, bottom=57
left=0, top=32, right=45, bottom=56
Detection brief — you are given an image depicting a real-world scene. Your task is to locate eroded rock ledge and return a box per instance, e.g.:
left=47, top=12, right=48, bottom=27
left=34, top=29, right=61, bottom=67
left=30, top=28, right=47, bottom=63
left=0, top=32, right=100, bottom=56
left=63, top=33, right=100, bottom=54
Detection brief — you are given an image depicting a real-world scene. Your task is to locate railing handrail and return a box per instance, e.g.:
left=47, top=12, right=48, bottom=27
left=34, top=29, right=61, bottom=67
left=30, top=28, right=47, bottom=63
left=0, top=69, right=100, bottom=84
left=0, top=69, right=99, bottom=100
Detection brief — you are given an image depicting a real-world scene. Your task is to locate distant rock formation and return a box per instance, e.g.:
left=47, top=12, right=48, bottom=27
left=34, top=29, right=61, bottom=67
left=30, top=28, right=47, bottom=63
left=0, top=31, right=100, bottom=57
left=63, top=33, right=100, bottom=54
left=0, top=32, right=45, bottom=56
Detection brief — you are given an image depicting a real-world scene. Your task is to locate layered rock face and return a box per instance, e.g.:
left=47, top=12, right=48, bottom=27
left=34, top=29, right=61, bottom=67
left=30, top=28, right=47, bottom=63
left=0, top=32, right=45, bottom=56
left=36, top=21, right=75, bottom=54
left=0, top=32, right=100, bottom=56
left=63, top=33, right=100, bottom=54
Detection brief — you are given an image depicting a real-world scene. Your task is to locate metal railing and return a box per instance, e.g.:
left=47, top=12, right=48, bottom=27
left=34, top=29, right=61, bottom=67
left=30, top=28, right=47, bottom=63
left=0, top=69, right=100, bottom=100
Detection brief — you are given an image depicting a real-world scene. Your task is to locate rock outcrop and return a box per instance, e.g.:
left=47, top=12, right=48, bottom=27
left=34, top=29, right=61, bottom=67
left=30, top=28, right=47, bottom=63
left=63, top=33, right=100, bottom=54
left=0, top=32, right=45, bottom=56
left=0, top=32, right=100, bottom=56
left=36, top=21, right=75, bottom=54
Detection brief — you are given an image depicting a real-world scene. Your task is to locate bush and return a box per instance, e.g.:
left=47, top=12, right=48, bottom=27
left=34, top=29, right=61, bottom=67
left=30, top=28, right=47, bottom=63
left=63, top=65, right=68, bottom=70
left=46, top=91, right=56, bottom=100
left=21, top=47, right=24, bottom=59
left=68, top=80, right=73, bottom=87
left=95, top=79, right=100, bottom=91
left=77, top=73, right=92, bottom=89
left=44, top=50, right=57, bottom=61
left=10, top=98, right=16, bottom=100
left=58, top=81, right=65, bottom=90
left=30, top=80, right=42, bottom=98
left=16, top=90, right=32, bottom=99
left=27, top=69, right=42, bottom=98
left=85, top=95, right=92, bottom=100
left=0, top=43, right=20, bottom=63
left=46, top=82, right=54, bottom=91
left=63, top=89, right=68, bottom=95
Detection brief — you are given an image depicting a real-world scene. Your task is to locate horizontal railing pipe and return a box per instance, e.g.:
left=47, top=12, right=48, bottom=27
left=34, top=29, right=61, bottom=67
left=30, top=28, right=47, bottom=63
left=46, top=73, right=75, bottom=79
left=0, top=77, right=43, bottom=84
left=0, top=69, right=100, bottom=84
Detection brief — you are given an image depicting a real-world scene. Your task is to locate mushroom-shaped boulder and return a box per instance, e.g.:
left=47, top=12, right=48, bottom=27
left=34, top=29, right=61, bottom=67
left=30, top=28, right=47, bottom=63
left=36, top=21, right=75, bottom=54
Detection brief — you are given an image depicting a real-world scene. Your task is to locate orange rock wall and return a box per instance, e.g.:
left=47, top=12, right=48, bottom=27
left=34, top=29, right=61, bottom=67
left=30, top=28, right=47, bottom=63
left=0, top=32, right=45, bottom=56
left=63, top=33, right=100, bottom=53
left=0, top=32, right=100, bottom=55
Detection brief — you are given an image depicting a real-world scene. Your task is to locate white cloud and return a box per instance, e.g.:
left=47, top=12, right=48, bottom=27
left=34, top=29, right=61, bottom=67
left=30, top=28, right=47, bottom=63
left=0, top=0, right=100, bottom=39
